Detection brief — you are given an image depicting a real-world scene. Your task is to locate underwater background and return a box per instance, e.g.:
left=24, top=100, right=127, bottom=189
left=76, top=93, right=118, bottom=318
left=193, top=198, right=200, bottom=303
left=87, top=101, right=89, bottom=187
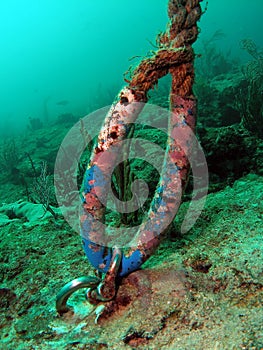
left=0, top=0, right=262, bottom=136
left=0, top=1, right=263, bottom=349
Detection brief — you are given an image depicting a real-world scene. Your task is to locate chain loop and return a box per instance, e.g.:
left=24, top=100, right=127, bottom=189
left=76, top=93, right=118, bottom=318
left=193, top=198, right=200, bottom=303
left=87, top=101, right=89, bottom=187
left=86, top=247, right=122, bottom=304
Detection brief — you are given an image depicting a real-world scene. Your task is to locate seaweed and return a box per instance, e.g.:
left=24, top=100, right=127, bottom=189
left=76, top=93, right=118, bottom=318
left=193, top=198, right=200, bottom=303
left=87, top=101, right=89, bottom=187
left=236, top=39, right=263, bottom=139
left=195, top=30, right=237, bottom=79
left=26, top=153, right=57, bottom=219
left=0, top=139, right=23, bottom=184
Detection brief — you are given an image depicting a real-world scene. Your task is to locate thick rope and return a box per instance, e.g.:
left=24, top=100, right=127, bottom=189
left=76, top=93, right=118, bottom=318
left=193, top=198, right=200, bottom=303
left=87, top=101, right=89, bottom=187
left=129, top=0, right=201, bottom=97
left=81, top=0, right=202, bottom=277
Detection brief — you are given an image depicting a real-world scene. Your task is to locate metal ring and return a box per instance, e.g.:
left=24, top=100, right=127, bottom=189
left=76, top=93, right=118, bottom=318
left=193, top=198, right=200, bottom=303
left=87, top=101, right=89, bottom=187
left=56, top=276, right=100, bottom=315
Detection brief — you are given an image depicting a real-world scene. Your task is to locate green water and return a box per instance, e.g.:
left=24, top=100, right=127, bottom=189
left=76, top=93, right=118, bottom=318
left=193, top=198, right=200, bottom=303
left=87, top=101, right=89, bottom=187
left=0, top=0, right=262, bottom=135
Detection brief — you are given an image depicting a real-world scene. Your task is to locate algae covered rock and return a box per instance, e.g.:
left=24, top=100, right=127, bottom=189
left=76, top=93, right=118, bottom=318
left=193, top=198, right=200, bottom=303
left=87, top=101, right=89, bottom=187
left=0, top=200, right=58, bottom=226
